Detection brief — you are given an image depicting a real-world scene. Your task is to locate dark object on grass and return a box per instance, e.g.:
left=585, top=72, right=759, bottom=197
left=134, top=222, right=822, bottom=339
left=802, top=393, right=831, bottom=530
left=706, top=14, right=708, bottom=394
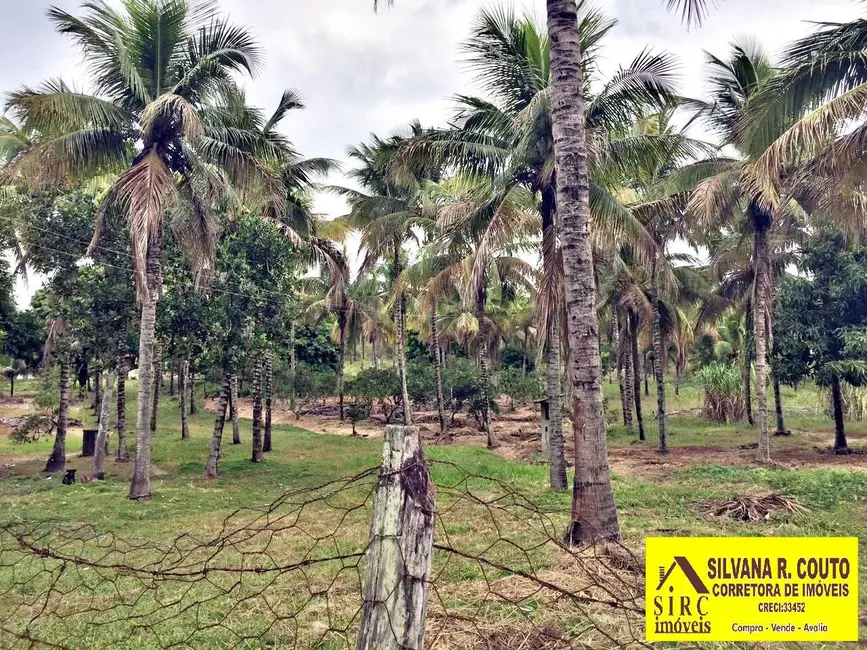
left=62, top=469, right=76, bottom=485
left=81, top=429, right=98, bottom=457
left=774, top=429, right=793, bottom=437
left=701, top=494, right=807, bottom=521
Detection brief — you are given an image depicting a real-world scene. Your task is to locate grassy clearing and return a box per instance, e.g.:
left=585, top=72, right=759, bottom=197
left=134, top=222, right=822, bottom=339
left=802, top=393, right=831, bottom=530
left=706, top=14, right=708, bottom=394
left=0, top=379, right=864, bottom=647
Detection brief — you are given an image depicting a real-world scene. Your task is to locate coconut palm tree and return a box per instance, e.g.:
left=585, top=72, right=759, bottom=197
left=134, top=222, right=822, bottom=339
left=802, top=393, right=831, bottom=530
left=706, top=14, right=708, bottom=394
left=372, top=0, right=712, bottom=541
left=340, top=125, right=442, bottom=426
left=400, top=5, right=688, bottom=490
left=4, top=0, right=274, bottom=500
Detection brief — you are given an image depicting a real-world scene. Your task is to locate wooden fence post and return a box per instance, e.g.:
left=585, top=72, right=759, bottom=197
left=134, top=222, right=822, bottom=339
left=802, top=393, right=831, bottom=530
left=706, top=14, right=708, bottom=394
left=357, top=425, right=435, bottom=650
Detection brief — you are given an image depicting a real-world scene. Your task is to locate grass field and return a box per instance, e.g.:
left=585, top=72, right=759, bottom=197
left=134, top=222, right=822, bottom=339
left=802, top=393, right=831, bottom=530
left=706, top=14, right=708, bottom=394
left=0, top=377, right=864, bottom=648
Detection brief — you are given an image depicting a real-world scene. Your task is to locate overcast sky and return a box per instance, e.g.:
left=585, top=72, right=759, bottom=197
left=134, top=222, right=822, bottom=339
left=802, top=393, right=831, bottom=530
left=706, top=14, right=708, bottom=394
left=0, top=0, right=863, bottom=305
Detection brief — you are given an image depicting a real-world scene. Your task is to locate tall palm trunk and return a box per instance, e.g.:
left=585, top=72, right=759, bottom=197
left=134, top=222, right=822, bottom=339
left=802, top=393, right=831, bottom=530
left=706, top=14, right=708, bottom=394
left=189, top=366, right=197, bottom=415
left=150, top=345, right=162, bottom=432
left=130, top=233, right=162, bottom=501
left=179, top=359, right=189, bottom=440
left=773, top=373, right=787, bottom=435
left=204, top=372, right=231, bottom=478
left=616, top=310, right=634, bottom=435
left=753, top=210, right=772, bottom=462
left=396, top=291, right=413, bottom=425
left=541, top=185, right=567, bottom=489
left=263, top=351, right=273, bottom=452
left=251, top=358, right=264, bottom=463
left=430, top=300, right=447, bottom=435
left=744, top=302, right=754, bottom=425
left=476, top=289, right=497, bottom=448
left=652, top=257, right=667, bottom=454
left=830, top=376, right=849, bottom=453
left=630, top=312, right=646, bottom=441
left=45, top=361, right=71, bottom=473
left=93, top=369, right=102, bottom=415
left=337, top=317, right=346, bottom=422
left=169, top=365, right=175, bottom=397
left=289, top=321, right=297, bottom=414
left=92, top=371, right=117, bottom=480
left=548, top=0, right=620, bottom=543
left=230, top=374, right=241, bottom=444
left=116, top=356, right=129, bottom=462
left=372, top=338, right=379, bottom=369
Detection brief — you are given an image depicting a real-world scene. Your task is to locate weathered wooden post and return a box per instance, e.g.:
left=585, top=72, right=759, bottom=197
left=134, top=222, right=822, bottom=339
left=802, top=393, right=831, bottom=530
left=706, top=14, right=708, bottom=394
left=357, top=425, right=435, bottom=650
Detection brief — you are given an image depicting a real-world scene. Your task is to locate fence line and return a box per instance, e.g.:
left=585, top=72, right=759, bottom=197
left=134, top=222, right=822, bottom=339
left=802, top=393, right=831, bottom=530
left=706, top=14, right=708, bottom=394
left=0, top=428, right=645, bottom=649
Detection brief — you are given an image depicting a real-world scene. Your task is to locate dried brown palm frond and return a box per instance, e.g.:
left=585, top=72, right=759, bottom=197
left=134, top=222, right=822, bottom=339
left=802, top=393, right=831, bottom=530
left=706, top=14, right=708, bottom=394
left=701, top=494, right=808, bottom=521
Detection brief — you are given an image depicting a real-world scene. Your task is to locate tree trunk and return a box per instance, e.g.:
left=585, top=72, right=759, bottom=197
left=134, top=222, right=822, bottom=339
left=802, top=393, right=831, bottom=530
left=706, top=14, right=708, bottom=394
left=289, top=321, right=297, bottom=414
left=372, top=337, right=379, bottom=369
left=230, top=374, right=241, bottom=445
left=744, top=303, right=754, bottom=425
left=753, top=216, right=772, bottom=462
left=45, top=361, right=71, bottom=473
left=338, top=320, right=346, bottom=422
left=179, top=359, right=189, bottom=440
left=204, top=372, right=231, bottom=478
left=130, top=234, right=162, bottom=500
left=356, top=425, right=434, bottom=650
left=616, top=310, right=634, bottom=435
left=150, top=345, right=162, bottom=433
left=116, top=357, right=129, bottom=462
left=630, top=312, right=646, bottom=441
left=541, top=185, right=567, bottom=490
left=547, top=320, right=568, bottom=491
left=92, top=369, right=102, bottom=415
left=9, top=375, right=13, bottom=397
left=189, top=366, right=197, bottom=414
left=430, top=300, right=447, bottom=436
left=396, top=291, right=413, bottom=426
left=772, top=374, right=788, bottom=436
left=264, top=351, right=273, bottom=452
left=92, top=371, right=117, bottom=480
left=169, top=365, right=175, bottom=397
left=548, top=0, right=620, bottom=543
left=675, top=363, right=681, bottom=396
left=476, top=290, right=497, bottom=448
left=831, top=376, right=849, bottom=452
left=652, top=257, right=668, bottom=454
left=251, top=358, right=264, bottom=463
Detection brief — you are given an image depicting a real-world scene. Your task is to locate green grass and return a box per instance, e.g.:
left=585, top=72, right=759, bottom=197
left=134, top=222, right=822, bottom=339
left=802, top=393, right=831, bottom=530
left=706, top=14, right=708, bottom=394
left=0, top=379, right=864, bottom=647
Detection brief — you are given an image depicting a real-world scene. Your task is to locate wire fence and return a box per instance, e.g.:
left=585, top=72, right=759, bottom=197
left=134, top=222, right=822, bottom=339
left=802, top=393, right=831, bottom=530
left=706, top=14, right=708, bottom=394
left=0, top=429, right=645, bottom=650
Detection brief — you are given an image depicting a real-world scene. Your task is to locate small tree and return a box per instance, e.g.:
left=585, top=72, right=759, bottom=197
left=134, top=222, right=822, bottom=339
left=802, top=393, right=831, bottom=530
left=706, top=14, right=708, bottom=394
left=498, top=367, right=544, bottom=411
left=774, top=231, right=867, bottom=453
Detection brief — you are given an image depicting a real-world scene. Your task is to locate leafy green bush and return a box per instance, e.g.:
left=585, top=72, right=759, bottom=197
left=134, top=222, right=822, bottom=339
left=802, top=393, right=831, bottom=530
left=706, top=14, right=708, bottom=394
left=406, top=360, right=436, bottom=407
left=293, top=363, right=337, bottom=418
left=498, top=367, right=544, bottom=409
left=698, top=363, right=745, bottom=423
left=346, top=402, right=367, bottom=436
left=442, top=358, right=480, bottom=421
left=10, top=415, right=51, bottom=444
left=348, top=367, right=402, bottom=423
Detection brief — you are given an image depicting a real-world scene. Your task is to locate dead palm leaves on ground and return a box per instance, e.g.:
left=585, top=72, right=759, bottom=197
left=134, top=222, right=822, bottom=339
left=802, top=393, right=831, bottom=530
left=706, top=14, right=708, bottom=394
left=701, top=494, right=808, bottom=521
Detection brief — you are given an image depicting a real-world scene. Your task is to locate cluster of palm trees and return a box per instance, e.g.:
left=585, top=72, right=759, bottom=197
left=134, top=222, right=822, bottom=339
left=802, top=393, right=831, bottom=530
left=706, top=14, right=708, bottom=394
left=3, top=0, right=867, bottom=545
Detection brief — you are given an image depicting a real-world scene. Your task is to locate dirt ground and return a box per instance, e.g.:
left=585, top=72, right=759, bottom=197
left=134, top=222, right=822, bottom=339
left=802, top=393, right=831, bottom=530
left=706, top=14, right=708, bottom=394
left=206, top=397, right=867, bottom=481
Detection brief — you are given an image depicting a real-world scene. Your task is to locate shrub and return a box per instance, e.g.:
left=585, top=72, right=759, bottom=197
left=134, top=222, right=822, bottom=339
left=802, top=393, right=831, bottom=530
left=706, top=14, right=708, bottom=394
left=293, top=363, right=337, bottom=418
left=698, top=363, right=745, bottom=423
left=498, top=367, right=544, bottom=409
left=442, top=358, right=480, bottom=421
left=346, top=402, right=367, bottom=436
left=348, top=367, right=402, bottom=423
left=406, top=360, right=436, bottom=407
left=10, top=415, right=51, bottom=444
left=500, top=342, right=533, bottom=371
